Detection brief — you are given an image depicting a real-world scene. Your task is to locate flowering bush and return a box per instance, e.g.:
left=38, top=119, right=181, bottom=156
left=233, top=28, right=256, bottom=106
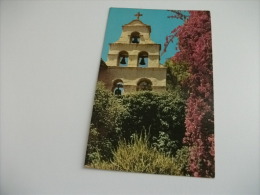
left=166, top=11, right=215, bottom=177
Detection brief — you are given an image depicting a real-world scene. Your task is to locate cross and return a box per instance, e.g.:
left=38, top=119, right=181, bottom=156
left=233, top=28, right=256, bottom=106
left=135, top=12, right=143, bottom=20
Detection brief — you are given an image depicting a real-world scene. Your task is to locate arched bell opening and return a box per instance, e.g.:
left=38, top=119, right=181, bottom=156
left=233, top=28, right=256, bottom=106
left=118, top=51, right=129, bottom=67
left=137, top=51, right=148, bottom=67
left=112, top=79, right=124, bottom=95
left=136, top=78, right=152, bottom=91
left=130, top=32, right=140, bottom=44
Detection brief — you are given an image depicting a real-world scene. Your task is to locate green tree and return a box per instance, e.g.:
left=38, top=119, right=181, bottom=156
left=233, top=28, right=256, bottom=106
left=165, top=59, right=189, bottom=98
left=121, top=91, right=186, bottom=151
left=85, top=82, right=126, bottom=164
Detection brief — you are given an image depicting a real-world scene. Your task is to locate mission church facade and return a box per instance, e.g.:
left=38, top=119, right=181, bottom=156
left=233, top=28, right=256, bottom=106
left=98, top=12, right=166, bottom=94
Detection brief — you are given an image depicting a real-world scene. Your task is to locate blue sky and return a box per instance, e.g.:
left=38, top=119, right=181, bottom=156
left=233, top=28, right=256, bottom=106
left=101, top=8, right=186, bottom=65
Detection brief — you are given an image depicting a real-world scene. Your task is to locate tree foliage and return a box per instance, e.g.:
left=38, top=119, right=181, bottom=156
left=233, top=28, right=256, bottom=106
left=85, top=82, right=126, bottom=163
left=86, top=85, right=187, bottom=165
left=121, top=91, right=186, bottom=149
left=165, top=59, right=189, bottom=97
left=90, top=82, right=126, bottom=133
left=152, top=131, right=178, bottom=156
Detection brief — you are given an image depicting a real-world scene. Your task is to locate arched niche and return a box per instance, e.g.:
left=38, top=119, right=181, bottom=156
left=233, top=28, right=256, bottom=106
left=136, top=78, right=152, bottom=91
left=130, top=31, right=140, bottom=43
left=118, top=51, right=129, bottom=67
left=137, top=51, right=148, bottom=67
left=112, top=79, right=124, bottom=95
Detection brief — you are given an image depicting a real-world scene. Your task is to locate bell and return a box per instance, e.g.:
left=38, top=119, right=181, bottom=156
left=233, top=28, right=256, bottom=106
left=115, top=83, right=122, bottom=95
left=120, top=56, right=126, bottom=64
left=132, top=37, right=139, bottom=43
left=115, top=88, right=121, bottom=95
left=140, top=57, right=146, bottom=65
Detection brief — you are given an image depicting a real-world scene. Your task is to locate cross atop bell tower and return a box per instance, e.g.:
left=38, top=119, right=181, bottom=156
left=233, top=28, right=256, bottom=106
left=135, top=12, right=143, bottom=20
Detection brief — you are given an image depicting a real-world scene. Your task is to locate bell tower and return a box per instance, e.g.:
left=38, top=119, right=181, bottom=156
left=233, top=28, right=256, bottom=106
left=98, top=12, right=166, bottom=94
left=106, top=12, right=161, bottom=68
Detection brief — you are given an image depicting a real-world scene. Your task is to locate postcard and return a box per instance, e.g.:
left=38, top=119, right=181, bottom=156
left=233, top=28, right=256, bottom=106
left=85, top=8, right=214, bottom=178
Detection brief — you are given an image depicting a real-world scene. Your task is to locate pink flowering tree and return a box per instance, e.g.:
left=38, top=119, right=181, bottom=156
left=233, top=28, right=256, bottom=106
left=165, top=11, right=215, bottom=177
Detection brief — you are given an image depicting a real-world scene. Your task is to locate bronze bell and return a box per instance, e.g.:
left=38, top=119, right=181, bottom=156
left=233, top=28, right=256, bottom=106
left=132, top=37, right=139, bottom=43
left=140, top=57, right=146, bottom=65
left=115, top=83, right=122, bottom=95
left=115, top=88, right=121, bottom=95
left=120, top=56, right=126, bottom=64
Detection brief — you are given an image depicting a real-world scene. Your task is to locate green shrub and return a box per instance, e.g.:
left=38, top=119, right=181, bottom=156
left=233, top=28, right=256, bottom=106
left=85, top=82, right=127, bottom=164
left=85, top=124, right=114, bottom=164
left=173, top=146, right=190, bottom=176
left=86, top=82, right=187, bottom=168
left=121, top=91, right=186, bottom=146
left=89, top=133, right=183, bottom=176
left=90, top=82, right=126, bottom=133
left=152, top=131, right=178, bottom=156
